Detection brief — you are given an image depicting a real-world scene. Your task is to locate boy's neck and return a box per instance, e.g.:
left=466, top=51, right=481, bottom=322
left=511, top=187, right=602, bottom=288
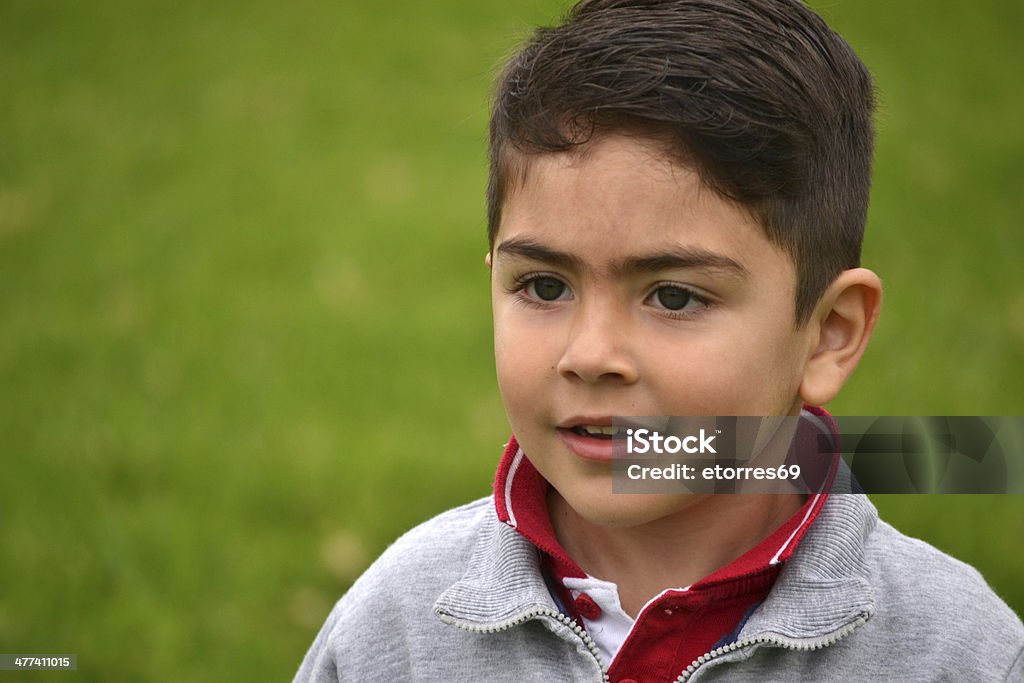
left=548, top=489, right=805, bottom=617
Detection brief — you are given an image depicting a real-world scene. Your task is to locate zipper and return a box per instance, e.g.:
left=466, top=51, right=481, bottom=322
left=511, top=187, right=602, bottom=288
left=437, top=606, right=610, bottom=682
left=674, top=611, right=872, bottom=682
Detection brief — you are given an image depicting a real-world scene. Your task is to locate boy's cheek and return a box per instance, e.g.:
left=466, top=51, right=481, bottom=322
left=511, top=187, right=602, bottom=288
left=493, top=305, right=554, bottom=361
left=495, top=345, right=548, bottom=397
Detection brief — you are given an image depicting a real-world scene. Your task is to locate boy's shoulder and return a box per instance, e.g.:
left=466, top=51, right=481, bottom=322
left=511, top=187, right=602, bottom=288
left=341, top=496, right=500, bottom=605
left=865, top=514, right=1022, bottom=639
left=340, top=494, right=550, bottom=621
left=370, top=496, right=495, bottom=570
left=293, top=496, right=586, bottom=683
left=748, top=494, right=1024, bottom=681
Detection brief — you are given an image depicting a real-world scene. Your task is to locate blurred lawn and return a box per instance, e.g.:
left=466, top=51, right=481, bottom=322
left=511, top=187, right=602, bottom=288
left=1, top=0, right=1021, bottom=680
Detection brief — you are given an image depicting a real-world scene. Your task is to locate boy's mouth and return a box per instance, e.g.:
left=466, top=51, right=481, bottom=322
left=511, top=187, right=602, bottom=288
left=557, top=420, right=628, bottom=462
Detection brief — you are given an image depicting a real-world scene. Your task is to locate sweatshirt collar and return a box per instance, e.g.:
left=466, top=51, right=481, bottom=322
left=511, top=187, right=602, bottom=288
left=436, top=490, right=876, bottom=644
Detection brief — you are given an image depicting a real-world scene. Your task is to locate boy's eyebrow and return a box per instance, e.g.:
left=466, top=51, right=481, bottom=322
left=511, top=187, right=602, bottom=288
left=615, top=248, right=750, bottom=279
left=495, top=237, right=749, bottom=279
left=494, top=238, right=584, bottom=271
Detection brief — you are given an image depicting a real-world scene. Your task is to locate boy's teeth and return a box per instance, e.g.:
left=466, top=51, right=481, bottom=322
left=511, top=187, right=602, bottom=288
left=576, top=425, right=618, bottom=436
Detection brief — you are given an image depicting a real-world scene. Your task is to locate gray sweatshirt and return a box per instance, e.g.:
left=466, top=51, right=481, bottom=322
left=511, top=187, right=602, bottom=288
left=295, top=494, right=1024, bottom=681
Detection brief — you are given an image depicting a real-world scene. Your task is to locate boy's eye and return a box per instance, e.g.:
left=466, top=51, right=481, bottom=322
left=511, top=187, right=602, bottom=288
left=649, top=284, right=708, bottom=315
left=527, top=276, right=568, bottom=301
left=655, top=286, right=695, bottom=310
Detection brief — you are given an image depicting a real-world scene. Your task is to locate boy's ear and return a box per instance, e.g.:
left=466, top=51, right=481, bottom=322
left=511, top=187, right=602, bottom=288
left=799, top=268, right=882, bottom=406
left=485, top=252, right=492, bottom=269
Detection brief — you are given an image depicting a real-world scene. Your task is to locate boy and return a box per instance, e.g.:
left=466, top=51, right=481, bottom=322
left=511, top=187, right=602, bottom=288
left=296, top=1, right=1024, bottom=680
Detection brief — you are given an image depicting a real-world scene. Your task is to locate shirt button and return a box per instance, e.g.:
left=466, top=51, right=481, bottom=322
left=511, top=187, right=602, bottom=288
left=573, top=593, right=602, bottom=620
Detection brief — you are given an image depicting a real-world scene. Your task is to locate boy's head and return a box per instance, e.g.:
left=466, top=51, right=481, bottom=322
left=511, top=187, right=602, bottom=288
left=487, top=0, right=876, bottom=326
left=485, top=0, right=883, bottom=526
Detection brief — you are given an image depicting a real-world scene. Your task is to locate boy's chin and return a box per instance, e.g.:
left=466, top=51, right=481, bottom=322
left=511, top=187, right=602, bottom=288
left=561, top=491, right=701, bottom=530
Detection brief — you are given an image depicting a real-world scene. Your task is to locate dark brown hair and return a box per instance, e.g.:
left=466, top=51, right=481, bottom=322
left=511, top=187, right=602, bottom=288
left=487, top=0, right=876, bottom=325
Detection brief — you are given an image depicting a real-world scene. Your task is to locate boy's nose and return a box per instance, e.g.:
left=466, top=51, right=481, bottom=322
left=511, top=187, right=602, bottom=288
left=556, top=307, right=639, bottom=385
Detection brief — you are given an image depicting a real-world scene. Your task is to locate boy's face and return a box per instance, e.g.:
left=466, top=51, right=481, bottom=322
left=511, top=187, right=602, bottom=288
left=489, top=134, right=822, bottom=527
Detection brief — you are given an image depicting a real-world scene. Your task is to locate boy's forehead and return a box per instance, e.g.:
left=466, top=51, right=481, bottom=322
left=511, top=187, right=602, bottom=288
left=494, top=134, right=789, bottom=277
left=508, top=132, right=691, bottom=197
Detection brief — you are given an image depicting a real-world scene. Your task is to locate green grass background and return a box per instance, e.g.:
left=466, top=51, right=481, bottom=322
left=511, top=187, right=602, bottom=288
left=1, top=0, right=1021, bottom=680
